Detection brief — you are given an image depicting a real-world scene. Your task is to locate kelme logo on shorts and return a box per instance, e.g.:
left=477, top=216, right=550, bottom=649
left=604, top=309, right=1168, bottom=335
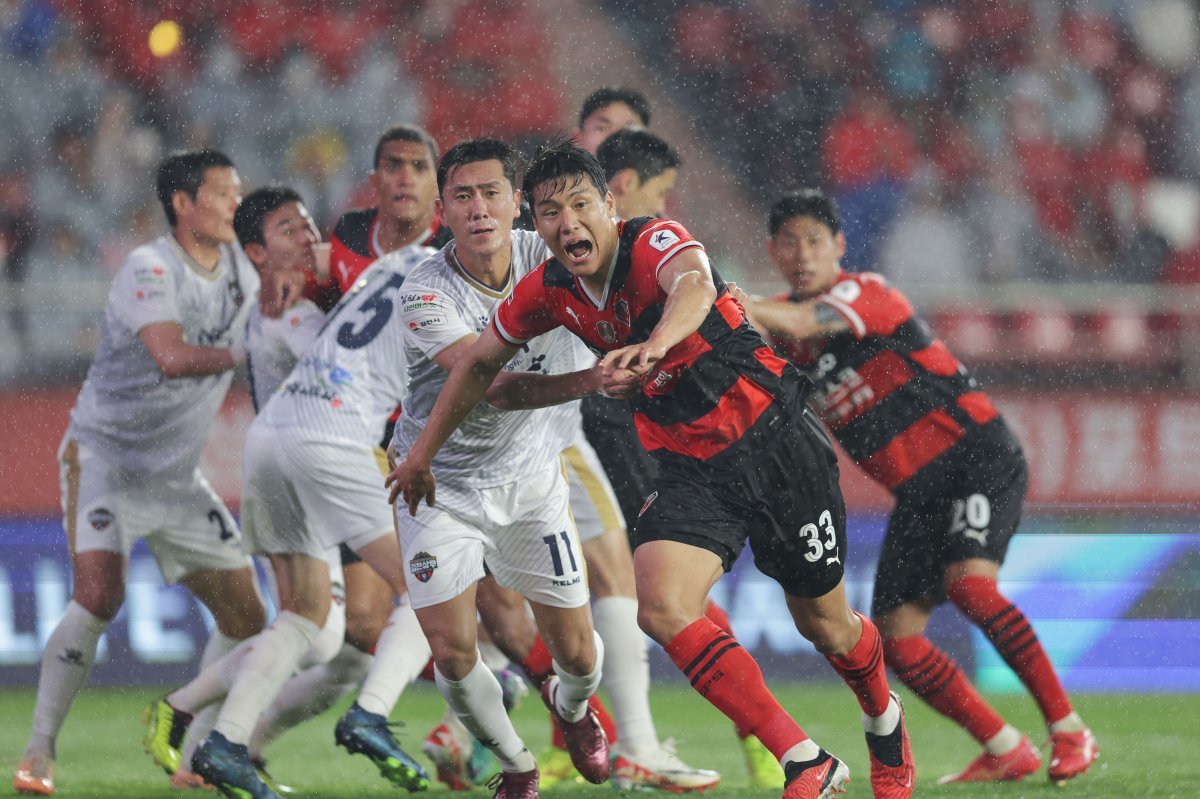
left=409, top=551, right=438, bottom=583
left=88, top=508, right=114, bottom=530
left=638, top=491, right=659, bottom=518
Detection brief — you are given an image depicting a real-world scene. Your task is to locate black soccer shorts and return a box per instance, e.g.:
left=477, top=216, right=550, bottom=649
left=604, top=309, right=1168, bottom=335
left=633, top=406, right=847, bottom=599
left=871, top=423, right=1028, bottom=616
left=580, top=394, right=659, bottom=531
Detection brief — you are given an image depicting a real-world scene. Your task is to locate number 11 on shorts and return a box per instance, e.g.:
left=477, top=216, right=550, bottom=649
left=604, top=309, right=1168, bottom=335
left=543, top=531, right=578, bottom=576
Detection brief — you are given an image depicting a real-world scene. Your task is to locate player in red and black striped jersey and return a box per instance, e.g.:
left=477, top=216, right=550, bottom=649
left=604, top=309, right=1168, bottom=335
left=748, top=189, right=1096, bottom=786
left=388, top=143, right=914, bottom=799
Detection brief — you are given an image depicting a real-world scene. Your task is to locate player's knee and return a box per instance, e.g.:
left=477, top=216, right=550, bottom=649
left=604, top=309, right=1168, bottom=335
left=73, top=584, right=124, bottom=621
left=636, top=600, right=690, bottom=645
left=212, top=598, right=267, bottom=640
left=344, top=609, right=386, bottom=652
left=796, top=616, right=857, bottom=656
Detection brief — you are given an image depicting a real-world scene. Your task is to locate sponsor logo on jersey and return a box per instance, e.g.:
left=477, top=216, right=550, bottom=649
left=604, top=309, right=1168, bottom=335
left=409, top=551, right=438, bottom=583
left=329, top=367, right=353, bottom=385
left=88, top=508, right=114, bottom=530
left=614, top=298, right=631, bottom=328
left=648, top=229, right=680, bottom=252
left=595, top=320, right=617, bottom=344
left=638, top=491, right=658, bottom=517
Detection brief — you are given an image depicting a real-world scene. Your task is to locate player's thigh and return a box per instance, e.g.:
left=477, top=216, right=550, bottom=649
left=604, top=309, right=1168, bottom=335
left=60, top=437, right=134, bottom=615
left=340, top=547, right=394, bottom=651
left=413, top=583, right=482, bottom=678
left=580, top=527, right=636, bottom=599
left=476, top=577, right=538, bottom=661
left=484, top=465, right=589, bottom=612
left=267, top=551, right=333, bottom=624
left=181, top=564, right=266, bottom=639
left=528, top=600, right=597, bottom=674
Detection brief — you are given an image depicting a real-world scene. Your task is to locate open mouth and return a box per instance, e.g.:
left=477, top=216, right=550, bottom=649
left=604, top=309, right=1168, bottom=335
left=565, top=240, right=592, bottom=259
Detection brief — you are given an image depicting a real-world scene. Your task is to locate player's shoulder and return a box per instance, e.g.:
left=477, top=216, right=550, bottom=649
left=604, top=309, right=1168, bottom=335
left=632, top=217, right=695, bottom=249
left=824, top=270, right=895, bottom=303
left=401, top=246, right=457, bottom=291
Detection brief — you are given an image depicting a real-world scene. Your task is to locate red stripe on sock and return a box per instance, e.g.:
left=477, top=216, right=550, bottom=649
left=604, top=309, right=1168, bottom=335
left=665, top=618, right=807, bottom=760
left=826, top=612, right=891, bottom=717
left=884, top=634, right=1005, bottom=743
left=703, top=599, right=753, bottom=739
left=419, top=657, right=436, bottom=683
left=948, top=575, right=1073, bottom=724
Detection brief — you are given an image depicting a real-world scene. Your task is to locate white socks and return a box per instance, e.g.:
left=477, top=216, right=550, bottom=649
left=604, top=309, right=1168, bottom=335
left=592, top=596, right=656, bottom=754
left=212, top=611, right=321, bottom=744
left=436, top=657, right=535, bottom=773
left=984, top=723, right=1023, bottom=755
left=25, top=601, right=109, bottom=757
left=551, top=630, right=604, bottom=723
left=781, top=739, right=821, bottom=765
left=179, top=630, right=240, bottom=770
left=249, top=643, right=372, bottom=758
left=1049, top=711, right=1086, bottom=734
left=863, top=695, right=901, bottom=736
left=355, top=598, right=431, bottom=717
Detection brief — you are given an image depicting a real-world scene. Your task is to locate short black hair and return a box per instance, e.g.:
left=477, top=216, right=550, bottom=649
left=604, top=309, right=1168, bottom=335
left=234, top=186, right=303, bottom=249
left=437, top=137, right=523, bottom=195
left=373, top=124, right=439, bottom=170
left=522, top=140, right=609, bottom=208
left=769, top=189, right=842, bottom=237
left=156, top=149, right=235, bottom=227
left=596, top=128, right=680, bottom=183
left=578, top=87, right=650, bottom=128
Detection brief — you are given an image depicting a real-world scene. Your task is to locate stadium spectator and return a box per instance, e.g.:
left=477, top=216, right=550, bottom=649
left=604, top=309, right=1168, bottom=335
left=747, top=188, right=1099, bottom=786
left=13, top=149, right=266, bottom=798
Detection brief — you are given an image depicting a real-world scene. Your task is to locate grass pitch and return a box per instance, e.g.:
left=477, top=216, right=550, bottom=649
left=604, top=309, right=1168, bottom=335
left=1, top=682, right=1194, bottom=798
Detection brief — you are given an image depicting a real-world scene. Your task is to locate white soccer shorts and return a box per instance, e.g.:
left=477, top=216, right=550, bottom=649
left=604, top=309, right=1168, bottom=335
left=562, top=439, right=626, bottom=543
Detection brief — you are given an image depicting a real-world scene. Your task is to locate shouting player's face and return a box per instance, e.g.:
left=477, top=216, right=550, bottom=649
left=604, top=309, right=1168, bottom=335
left=436, top=159, right=520, bottom=264
left=371, top=140, right=437, bottom=226
left=532, top=175, right=618, bottom=286
left=256, top=201, right=322, bottom=274
left=768, top=215, right=845, bottom=300
left=181, top=166, right=242, bottom=245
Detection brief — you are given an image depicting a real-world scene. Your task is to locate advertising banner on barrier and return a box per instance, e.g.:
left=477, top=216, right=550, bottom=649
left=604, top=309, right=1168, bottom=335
left=1, top=387, right=1199, bottom=515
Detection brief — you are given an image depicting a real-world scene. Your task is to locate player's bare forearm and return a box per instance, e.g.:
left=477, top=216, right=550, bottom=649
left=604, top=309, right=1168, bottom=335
left=486, top=368, right=598, bottom=410
left=139, top=322, right=240, bottom=378
left=745, top=297, right=849, bottom=341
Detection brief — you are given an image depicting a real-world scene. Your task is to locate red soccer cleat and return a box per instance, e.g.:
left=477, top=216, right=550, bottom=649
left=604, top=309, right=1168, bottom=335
left=938, top=735, right=1041, bottom=784
left=485, top=766, right=538, bottom=798
left=539, top=677, right=609, bottom=784
left=781, top=751, right=849, bottom=799
left=866, top=693, right=914, bottom=798
left=13, top=754, right=55, bottom=796
left=1047, top=728, right=1098, bottom=783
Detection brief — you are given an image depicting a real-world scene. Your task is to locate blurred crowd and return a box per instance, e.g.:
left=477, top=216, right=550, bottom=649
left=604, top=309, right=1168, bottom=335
left=605, top=0, right=1200, bottom=285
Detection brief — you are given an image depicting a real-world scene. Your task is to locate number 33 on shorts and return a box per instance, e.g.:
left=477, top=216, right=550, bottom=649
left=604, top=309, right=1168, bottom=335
left=800, top=510, right=840, bottom=565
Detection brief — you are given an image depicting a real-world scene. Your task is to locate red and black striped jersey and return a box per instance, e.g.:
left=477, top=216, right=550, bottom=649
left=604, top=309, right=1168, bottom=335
left=494, top=217, right=806, bottom=477
left=775, top=270, right=1001, bottom=491
left=328, top=208, right=451, bottom=294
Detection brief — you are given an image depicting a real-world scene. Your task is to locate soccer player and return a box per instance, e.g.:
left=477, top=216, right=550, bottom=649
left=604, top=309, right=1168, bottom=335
left=143, top=191, right=438, bottom=799
left=746, top=189, right=1098, bottom=785
left=575, top=86, right=651, bottom=155
left=13, top=150, right=266, bottom=797
left=386, top=138, right=616, bottom=799
left=390, top=142, right=915, bottom=799
left=594, top=126, right=780, bottom=789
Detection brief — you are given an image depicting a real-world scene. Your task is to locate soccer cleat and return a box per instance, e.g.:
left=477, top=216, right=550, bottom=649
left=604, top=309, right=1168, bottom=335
left=422, top=721, right=473, bottom=791
left=1047, top=728, right=1098, bottom=783
left=741, top=735, right=785, bottom=789
left=13, top=753, right=54, bottom=796
left=484, top=766, right=539, bottom=798
left=536, top=745, right=583, bottom=789
left=782, top=751, right=850, bottom=799
left=467, top=739, right=499, bottom=786
left=937, top=735, right=1041, bottom=784
left=612, top=740, right=721, bottom=793
left=538, top=677, right=610, bottom=784
left=251, top=758, right=294, bottom=795
left=168, top=769, right=211, bottom=789
left=143, top=697, right=193, bottom=776
left=865, top=692, right=914, bottom=798
left=191, top=731, right=280, bottom=799
left=334, top=702, right=430, bottom=792
left=496, top=666, right=530, bottom=713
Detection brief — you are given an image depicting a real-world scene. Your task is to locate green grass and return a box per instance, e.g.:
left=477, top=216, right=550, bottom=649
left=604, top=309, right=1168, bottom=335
left=1, top=683, right=1194, bottom=798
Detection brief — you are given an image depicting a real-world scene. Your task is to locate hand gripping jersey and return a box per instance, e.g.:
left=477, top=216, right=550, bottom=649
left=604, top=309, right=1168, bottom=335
left=493, top=217, right=804, bottom=477
left=774, top=271, right=1003, bottom=491
left=393, top=229, right=586, bottom=487
left=70, top=235, right=259, bottom=479
left=258, top=245, right=432, bottom=444
left=329, top=207, right=451, bottom=294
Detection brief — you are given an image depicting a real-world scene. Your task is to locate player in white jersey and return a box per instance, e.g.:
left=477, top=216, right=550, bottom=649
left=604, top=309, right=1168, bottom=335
left=383, top=138, right=632, bottom=799
left=143, top=189, right=438, bottom=798
left=13, top=151, right=266, bottom=799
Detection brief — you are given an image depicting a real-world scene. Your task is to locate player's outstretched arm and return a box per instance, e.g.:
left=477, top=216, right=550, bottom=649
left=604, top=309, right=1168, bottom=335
left=386, top=327, right=518, bottom=515
left=743, top=295, right=851, bottom=342
left=485, top=360, right=644, bottom=409
left=139, top=322, right=243, bottom=378
left=601, top=247, right=716, bottom=375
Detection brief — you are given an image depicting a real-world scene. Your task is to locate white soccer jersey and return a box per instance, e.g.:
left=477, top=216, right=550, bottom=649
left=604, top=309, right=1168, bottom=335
left=70, top=235, right=258, bottom=480
left=393, top=230, right=586, bottom=487
left=244, top=299, right=325, bottom=410
left=258, top=243, right=435, bottom=443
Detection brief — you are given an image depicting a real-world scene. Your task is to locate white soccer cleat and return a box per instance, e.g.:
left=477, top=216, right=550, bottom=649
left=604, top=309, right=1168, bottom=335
left=611, top=740, right=721, bottom=793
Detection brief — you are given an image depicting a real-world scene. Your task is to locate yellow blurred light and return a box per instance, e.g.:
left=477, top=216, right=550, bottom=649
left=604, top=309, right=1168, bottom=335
left=148, top=20, right=182, bottom=58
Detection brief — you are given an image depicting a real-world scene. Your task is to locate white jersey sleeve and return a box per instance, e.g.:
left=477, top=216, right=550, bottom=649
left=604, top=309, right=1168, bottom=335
left=245, top=299, right=326, bottom=410
left=398, top=283, right=476, bottom=362
left=109, top=249, right=182, bottom=332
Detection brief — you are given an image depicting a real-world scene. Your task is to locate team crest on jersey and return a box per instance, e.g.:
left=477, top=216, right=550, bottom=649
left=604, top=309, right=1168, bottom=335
left=88, top=508, right=114, bottom=531
left=409, top=551, right=438, bottom=583
left=614, top=298, right=631, bottom=328
left=648, top=229, right=679, bottom=252
left=595, top=320, right=617, bottom=344
left=638, top=491, right=659, bottom=518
